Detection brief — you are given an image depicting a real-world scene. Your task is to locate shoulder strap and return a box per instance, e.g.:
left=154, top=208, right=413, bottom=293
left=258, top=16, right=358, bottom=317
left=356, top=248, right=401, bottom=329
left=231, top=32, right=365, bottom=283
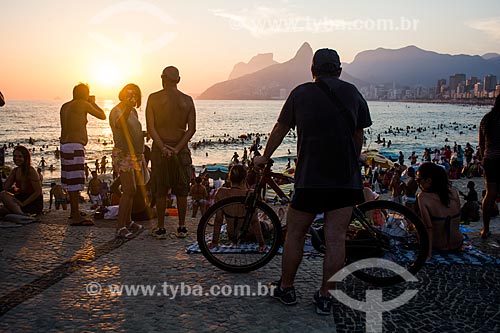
left=315, top=80, right=355, bottom=134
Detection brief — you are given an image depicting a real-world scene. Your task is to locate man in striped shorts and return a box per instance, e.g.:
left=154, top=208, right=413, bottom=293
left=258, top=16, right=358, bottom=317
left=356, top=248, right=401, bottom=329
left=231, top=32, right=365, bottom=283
left=60, top=83, right=106, bottom=225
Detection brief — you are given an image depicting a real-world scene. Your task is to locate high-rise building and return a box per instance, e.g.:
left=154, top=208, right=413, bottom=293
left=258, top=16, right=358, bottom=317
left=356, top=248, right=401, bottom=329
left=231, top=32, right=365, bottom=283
left=449, top=74, right=466, bottom=93
left=466, top=76, right=479, bottom=92
left=483, top=74, right=498, bottom=92
left=436, top=79, right=446, bottom=94
left=474, top=82, right=483, bottom=97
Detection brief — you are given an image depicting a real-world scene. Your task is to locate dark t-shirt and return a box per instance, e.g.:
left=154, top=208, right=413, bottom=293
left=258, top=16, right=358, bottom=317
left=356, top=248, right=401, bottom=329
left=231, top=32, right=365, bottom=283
left=278, top=77, right=371, bottom=189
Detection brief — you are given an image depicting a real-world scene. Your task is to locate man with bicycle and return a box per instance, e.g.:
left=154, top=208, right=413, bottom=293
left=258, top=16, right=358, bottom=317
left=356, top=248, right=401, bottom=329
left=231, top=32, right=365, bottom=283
left=254, top=48, right=371, bottom=315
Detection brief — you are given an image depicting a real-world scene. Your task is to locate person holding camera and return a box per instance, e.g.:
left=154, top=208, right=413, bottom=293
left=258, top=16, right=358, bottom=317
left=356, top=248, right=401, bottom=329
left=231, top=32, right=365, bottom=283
left=60, top=83, right=106, bottom=226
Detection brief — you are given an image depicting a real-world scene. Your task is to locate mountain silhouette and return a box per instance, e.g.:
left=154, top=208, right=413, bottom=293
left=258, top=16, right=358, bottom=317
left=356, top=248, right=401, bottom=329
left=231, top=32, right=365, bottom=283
left=342, top=45, right=500, bottom=86
left=482, top=53, right=500, bottom=60
left=228, top=53, right=278, bottom=80
left=198, top=42, right=367, bottom=100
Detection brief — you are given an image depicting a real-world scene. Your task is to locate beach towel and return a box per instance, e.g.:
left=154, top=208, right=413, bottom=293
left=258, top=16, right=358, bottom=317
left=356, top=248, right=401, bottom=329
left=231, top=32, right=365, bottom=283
left=186, top=233, right=312, bottom=255
left=187, top=234, right=500, bottom=267
left=0, top=214, right=38, bottom=227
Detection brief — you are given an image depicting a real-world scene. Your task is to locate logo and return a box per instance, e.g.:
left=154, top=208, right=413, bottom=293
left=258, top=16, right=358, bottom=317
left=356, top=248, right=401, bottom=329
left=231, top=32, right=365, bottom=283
left=329, top=258, right=418, bottom=333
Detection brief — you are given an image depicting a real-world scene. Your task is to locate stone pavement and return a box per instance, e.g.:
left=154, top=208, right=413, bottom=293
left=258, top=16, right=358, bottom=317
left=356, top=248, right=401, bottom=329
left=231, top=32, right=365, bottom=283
left=0, top=209, right=499, bottom=333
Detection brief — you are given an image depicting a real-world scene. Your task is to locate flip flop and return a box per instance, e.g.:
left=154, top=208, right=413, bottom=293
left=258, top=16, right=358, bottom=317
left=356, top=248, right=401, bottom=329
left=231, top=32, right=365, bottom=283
left=116, top=226, right=135, bottom=239
left=128, top=221, right=144, bottom=233
left=70, top=218, right=95, bottom=226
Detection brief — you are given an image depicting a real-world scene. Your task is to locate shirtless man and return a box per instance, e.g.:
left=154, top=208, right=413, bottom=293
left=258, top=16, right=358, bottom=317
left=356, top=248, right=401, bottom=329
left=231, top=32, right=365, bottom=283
left=87, top=171, right=103, bottom=208
left=49, top=182, right=68, bottom=210
left=190, top=176, right=208, bottom=218
left=146, top=66, right=196, bottom=239
left=389, top=170, right=405, bottom=204
left=60, top=83, right=106, bottom=225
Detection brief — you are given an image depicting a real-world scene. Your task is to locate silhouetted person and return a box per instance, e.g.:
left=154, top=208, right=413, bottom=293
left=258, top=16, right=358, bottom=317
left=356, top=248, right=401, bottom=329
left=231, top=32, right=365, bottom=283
left=60, top=83, right=106, bottom=226
left=254, top=48, right=371, bottom=314
left=479, top=95, right=500, bottom=239
left=146, top=66, right=196, bottom=239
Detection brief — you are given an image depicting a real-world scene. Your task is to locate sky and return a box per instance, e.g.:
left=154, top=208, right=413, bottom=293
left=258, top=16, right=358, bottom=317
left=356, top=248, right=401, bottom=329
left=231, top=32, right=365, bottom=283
left=1, top=0, right=500, bottom=100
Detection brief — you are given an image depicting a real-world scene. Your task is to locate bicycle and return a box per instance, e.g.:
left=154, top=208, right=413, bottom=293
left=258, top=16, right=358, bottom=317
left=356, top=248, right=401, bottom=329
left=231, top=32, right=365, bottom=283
left=197, top=160, right=429, bottom=286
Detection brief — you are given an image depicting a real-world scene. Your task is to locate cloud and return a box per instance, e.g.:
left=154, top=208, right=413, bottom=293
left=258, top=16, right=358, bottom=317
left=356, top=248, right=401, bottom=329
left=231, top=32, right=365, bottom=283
left=212, top=7, right=420, bottom=37
left=211, top=6, right=306, bottom=38
left=467, top=17, right=500, bottom=40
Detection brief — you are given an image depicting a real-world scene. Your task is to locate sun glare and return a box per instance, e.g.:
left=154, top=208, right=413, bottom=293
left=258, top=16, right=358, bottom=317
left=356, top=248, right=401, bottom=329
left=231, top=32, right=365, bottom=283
left=93, top=62, right=122, bottom=87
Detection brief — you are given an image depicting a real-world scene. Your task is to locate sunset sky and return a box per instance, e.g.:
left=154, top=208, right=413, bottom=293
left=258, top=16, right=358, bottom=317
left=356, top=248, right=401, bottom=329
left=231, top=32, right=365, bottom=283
left=1, top=0, right=500, bottom=100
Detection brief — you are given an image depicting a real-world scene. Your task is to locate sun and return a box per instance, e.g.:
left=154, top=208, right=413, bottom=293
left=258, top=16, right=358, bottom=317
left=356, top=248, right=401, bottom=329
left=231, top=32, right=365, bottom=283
left=93, top=61, right=122, bottom=87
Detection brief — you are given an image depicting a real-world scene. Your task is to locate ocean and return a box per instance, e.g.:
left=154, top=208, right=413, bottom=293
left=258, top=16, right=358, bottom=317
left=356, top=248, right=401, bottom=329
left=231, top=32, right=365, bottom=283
left=0, top=99, right=490, bottom=189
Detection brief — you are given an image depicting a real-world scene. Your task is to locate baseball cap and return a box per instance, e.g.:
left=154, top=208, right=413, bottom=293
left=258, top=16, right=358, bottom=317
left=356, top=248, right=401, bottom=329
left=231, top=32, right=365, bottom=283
left=312, top=48, right=341, bottom=71
left=161, top=66, right=180, bottom=81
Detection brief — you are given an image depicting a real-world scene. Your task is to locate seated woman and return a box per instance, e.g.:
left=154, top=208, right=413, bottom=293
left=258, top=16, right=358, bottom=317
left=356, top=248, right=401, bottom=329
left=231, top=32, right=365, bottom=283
left=417, top=162, right=462, bottom=259
left=0, top=146, right=43, bottom=216
left=209, top=164, right=266, bottom=251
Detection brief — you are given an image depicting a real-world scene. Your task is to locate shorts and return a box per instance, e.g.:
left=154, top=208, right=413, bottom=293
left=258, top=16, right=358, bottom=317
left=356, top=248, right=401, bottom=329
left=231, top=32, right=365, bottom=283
left=483, top=159, right=500, bottom=183
left=112, top=148, right=143, bottom=173
left=404, top=196, right=417, bottom=204
left=111, top=148, right=149, bottom=185
left=291, top=188, right=364, bottom=214
left=90, top=194, right=102, bottom=204
left=60, top=143, right=85, bottom=192
left=151, top=145, right=192, bottom=197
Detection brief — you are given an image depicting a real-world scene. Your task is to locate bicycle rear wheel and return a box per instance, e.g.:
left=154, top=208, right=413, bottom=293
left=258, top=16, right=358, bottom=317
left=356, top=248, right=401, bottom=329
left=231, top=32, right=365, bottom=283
left=348, top=200, right=429, bottom=286
left=197, top=196, right=283, bottom=273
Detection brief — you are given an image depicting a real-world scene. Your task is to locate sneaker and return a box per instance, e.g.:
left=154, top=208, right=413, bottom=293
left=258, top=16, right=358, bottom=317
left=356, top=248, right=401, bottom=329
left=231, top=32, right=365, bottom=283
left=313, top=290, right=334, bottom=315
left=176, top=226, right=188, bottom=238
left=270, top=280, right=297, bottom=305
left=152, top=227, right=168, bottom=239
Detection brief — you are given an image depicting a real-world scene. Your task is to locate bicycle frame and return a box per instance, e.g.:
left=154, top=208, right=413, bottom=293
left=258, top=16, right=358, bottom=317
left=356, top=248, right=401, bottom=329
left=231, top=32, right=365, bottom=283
left=235, top=160, right=292, bottom=239
left=247, top=161, right=388, bottom=251
left=252, top=160, right=294, bottom=203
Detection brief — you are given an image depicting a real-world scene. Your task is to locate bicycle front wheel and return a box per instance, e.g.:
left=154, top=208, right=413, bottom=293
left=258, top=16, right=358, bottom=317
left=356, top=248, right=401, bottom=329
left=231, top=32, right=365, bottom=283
left=197, top=196, right=283, bottom=273
left=349, top=200, right=429, bottom=286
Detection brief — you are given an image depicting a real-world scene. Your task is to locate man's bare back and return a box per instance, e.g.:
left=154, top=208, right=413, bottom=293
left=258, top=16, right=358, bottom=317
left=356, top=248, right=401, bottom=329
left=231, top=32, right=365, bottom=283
left=146, top=88, right=194, bottom=145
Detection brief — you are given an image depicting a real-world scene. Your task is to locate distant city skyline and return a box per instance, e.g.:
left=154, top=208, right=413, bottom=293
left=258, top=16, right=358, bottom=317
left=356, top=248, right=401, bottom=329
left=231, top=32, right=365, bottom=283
left=1, top=0, right=500, bottom=100
left=361, top=73, right=499, bottom=101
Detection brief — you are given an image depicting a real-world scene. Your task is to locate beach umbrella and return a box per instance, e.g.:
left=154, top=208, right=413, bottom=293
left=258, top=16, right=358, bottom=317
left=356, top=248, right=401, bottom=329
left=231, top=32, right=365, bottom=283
left=201, top=164, right=229, bottom=180
left=364, top=151, right=394, bottom=169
